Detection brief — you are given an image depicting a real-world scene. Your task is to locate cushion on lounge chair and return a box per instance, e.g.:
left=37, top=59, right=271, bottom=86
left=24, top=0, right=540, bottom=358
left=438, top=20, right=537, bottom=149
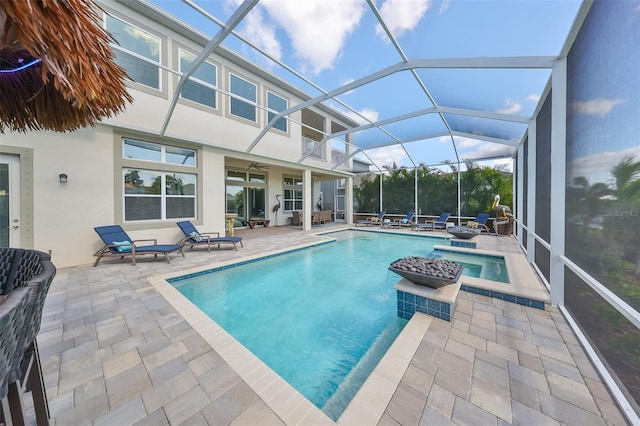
left=112, top=240, right=132, bottom=252
left=189, top=231, right=204, bottom=242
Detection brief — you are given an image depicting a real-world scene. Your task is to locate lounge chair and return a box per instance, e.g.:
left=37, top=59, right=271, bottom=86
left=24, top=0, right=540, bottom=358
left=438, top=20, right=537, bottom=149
left=414, top=212, right=451, bottom=231
left=390, top=211, right=415, bottom=228
left=93, top=225, right=185, bottom=266
left=177, top=220, right=243, bottom=252
left=465, top=213, right=491, bottom=233
left=356, top=211, right=385, bottom=227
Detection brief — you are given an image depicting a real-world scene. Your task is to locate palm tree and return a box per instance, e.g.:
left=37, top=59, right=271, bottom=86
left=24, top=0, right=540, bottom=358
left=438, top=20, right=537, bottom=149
left=608, top=156, right=640, bottom=270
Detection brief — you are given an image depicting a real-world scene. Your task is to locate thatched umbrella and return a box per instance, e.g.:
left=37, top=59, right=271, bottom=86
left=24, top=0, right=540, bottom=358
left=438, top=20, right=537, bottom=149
left=0, top=0, right=133, bottom=133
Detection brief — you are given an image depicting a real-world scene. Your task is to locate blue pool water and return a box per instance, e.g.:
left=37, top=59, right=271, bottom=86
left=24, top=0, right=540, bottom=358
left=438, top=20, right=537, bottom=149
left=169, top=230, right=507, bottom=420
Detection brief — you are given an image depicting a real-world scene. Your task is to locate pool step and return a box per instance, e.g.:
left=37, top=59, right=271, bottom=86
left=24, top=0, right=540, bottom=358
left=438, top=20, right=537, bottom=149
left=322, top=320, right=406, bottom=419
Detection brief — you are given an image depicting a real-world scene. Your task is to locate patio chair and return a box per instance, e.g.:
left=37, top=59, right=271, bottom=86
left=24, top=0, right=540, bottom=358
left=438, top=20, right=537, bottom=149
left=0, top=287, right=30, bottom=422
left=414, top=212, right=451, bottom=231
left=292, top=211, right=302, bottom=226
left=177, top=221, right=243, bottom=252
left=390, top=211, right=415, bottom=228
left=465, top=213, right=491, bottom=233
left=93, top=225, right=185, bottom=266
left=3, top=250, right=56, bottom=425
left=356, top=211, right=385, bottom=227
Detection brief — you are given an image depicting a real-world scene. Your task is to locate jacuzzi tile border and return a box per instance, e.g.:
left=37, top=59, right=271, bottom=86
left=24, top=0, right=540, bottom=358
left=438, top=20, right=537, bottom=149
left=450, top=240, right=477, bottom=249
left=433, top=247, right=505, bottom=260
left=460, top=284, right=546, bottom=310
left=397, top=290, right=457, bottom=322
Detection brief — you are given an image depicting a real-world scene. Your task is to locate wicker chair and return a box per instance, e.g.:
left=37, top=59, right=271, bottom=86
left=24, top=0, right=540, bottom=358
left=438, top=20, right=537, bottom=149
left=0, top=287, right=31, bottom=424
left=0, top=248, right=56, bottom=425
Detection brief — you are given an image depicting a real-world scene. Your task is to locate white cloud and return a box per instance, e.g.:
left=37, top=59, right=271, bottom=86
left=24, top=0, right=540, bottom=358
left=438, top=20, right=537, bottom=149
left=340, top=78, right=356, bottom=95
left=366, top=146, right=408, bottom=170
left=376, top=0, right=431, bottom=40
left=259, top=0, right=366, bottom=75
left=496, top=99, right=522, bottom=115
left=461, top=142, right=517, bottom=161
left=439, top=0, right=451, bottom=14
left=342, top=107, right=379, bottom=125
left=241, top=9, right=282, bottom=61
left=456, top=138, right=481, bottom=149
left=568, top=146, right=640, bottom=186
left=526, top=94, right=540, bottom=103
left=572, top=98, right=625, bottom=117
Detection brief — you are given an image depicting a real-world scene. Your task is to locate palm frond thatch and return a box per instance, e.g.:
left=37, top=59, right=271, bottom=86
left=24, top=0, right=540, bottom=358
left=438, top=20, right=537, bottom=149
left=0, top=0, right=133, bottom=133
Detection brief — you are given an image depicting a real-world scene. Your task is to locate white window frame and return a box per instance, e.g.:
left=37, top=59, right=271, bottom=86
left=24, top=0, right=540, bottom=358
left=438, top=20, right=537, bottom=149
left=178, top=48, right=217, bottom=109
left=267, top=90, right=288, bottom=133
left=104, top=14, right=162, bottom=91
left=229, top=73, right=257, bottom=122
left=122, top=139, right=197, bottom=222
left=283, top=176, right=303, bottom=212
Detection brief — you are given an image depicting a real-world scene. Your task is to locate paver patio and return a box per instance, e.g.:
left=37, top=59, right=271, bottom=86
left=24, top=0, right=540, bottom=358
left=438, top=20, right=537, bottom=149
left=33, top=225, right=629, bottom=425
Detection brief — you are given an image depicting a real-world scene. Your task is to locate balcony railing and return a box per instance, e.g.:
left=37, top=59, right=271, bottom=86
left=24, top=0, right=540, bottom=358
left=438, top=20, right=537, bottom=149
left=301, top=136, right=325, bottom=160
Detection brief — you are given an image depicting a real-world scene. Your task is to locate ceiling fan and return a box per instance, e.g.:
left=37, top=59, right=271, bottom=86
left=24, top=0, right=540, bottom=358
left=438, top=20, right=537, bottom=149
left=248, top=162, right=269, bottom=170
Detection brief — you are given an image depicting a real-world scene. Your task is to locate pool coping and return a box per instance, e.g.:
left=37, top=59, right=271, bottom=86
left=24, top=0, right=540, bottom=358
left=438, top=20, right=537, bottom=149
left=147, top=234, right=434, bottom=425
left=146, top=229, right=549, bottom=425
left=148, top=239, right=337, bottom=425
left=432, top=244, right=550, bottom=304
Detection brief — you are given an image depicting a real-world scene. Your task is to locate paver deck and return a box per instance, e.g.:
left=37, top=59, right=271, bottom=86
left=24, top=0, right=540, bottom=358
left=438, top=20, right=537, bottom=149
left=33, top=224, right=629, bottom=425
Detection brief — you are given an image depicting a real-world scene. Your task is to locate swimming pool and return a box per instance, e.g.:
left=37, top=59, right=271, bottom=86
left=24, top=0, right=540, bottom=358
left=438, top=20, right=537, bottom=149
left=168, top=230, right=506, bottom=420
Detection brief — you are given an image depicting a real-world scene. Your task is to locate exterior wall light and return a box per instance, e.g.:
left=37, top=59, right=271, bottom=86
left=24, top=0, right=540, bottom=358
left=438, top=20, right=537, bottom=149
left=59, top=173, right=68, bottom=183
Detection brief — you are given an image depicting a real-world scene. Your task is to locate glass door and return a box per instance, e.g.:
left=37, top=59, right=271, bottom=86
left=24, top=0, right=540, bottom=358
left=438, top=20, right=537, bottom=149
left=335, top=179, right=346, bottom=222
left=226, top=185, right=246, bottom=227
left=248, top=187, right=266, bottom=220
left=0, top=154, right=21, bottom=247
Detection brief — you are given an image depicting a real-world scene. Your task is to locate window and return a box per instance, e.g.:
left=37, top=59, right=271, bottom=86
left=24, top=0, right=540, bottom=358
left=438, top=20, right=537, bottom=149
left=179, top=49, right=217, bottom=108
left=267, top=91, right=287, bottom=132
left=105, top=15, right=161, bottom=90
left=124, top=140, right=196, bottom=166
left=122, top=139, right=197, bottom=221
left=230, top=74, right=256, bottom=121
left=284, top=176, right=303, bottom=211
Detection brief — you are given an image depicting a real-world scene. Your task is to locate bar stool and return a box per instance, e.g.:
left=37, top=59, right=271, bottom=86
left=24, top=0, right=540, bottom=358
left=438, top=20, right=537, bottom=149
left=0, top=287, right=31, bottom=425
left=6, top=253, right=56, bottom=426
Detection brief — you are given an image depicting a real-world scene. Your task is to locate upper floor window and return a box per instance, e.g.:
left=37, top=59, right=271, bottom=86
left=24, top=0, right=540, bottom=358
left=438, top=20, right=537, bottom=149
left=105, top=15, right=161, bottom=90
left=230, top=74, right=256, bottom=122
left=267, top=91, right=288, bottom=132
left=179, top=49, right=217, bottom=109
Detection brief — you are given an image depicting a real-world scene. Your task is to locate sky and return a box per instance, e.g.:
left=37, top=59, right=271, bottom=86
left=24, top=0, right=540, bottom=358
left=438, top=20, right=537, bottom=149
left=565, top=0, right=640, bottom=188
left=150, top=0, right=584, bottom=172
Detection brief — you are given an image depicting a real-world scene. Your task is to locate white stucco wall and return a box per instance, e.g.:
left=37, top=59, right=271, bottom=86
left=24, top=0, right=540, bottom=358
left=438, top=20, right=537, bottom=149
left=0, top=1, right=354, bottom=267
left=1, top=127, right=115, bottom=267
